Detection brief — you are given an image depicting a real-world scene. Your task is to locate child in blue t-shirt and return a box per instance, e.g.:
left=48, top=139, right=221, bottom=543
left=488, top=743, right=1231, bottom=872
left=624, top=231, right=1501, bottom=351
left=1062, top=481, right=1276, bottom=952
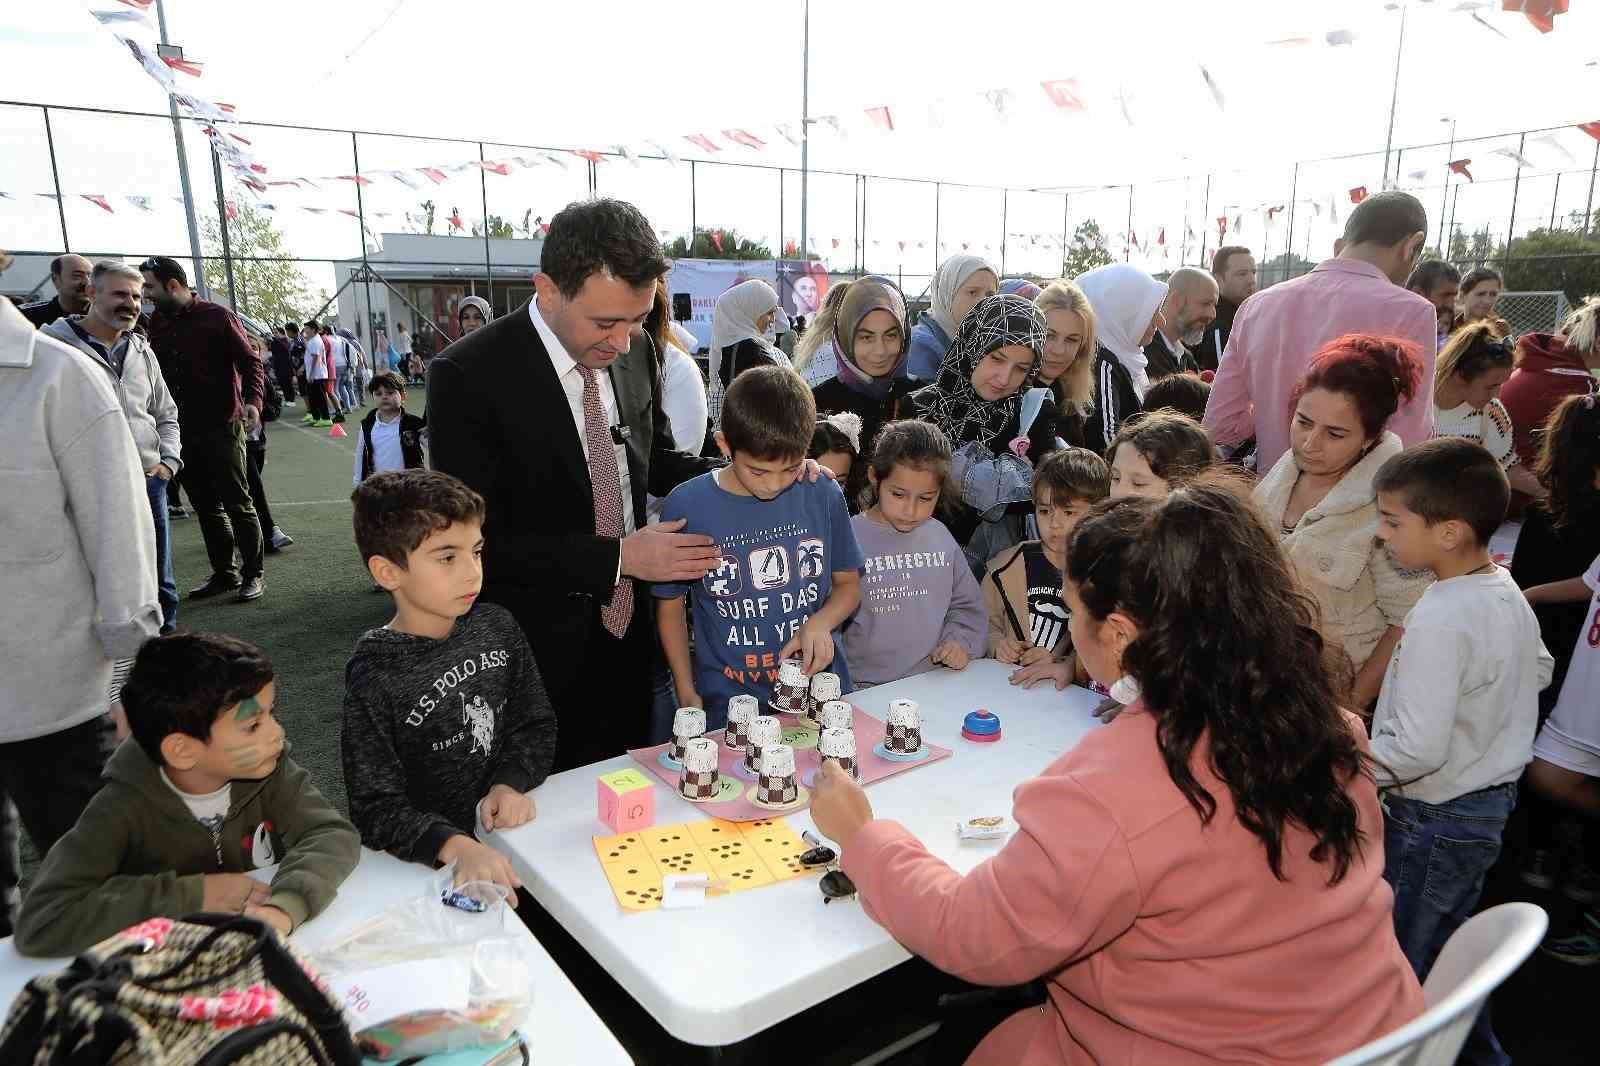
left=656, top=365, right=863, bottom=727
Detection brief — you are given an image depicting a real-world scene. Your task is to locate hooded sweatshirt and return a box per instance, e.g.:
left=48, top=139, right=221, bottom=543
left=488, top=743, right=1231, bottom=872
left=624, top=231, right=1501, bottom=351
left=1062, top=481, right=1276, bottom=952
left=341, top=603, right=557, bottom=865
left=0, top=298, right=160, bottom=744
left=44, top=316, right=183, bottom=477
left=1500, top=332, right=1597, bottom=468
left=14, top=739, right=359, bottom=957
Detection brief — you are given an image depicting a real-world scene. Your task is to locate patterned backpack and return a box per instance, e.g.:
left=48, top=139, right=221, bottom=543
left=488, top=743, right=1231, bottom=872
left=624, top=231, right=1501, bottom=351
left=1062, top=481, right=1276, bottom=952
left=0, top=914, right=361, bottom=1065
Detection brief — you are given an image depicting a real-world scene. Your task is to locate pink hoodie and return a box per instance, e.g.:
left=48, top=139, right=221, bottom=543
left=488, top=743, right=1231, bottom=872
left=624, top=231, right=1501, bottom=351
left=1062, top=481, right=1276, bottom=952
left=841, top=706, right=1422, bottom=1065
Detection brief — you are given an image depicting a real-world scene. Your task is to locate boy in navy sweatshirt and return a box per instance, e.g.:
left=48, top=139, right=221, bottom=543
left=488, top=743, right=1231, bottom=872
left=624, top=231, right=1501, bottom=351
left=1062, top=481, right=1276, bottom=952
left=343, top=470, right=556, bottom=890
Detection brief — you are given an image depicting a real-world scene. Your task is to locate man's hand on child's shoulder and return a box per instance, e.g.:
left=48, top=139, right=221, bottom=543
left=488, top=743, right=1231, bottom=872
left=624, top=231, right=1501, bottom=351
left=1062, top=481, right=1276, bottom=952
left=438, top=834, right=523, bottom=891
left=203, top=872, right=270, bottom=913
left=781, top=619, right=835, bottom=675
left=621, top=518, right=721, bottom=583
left=480, top=784, right=535, bottom=831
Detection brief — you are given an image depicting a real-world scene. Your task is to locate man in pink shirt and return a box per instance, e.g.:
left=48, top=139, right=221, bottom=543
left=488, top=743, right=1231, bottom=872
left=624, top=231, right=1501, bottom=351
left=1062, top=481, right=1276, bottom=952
left=1203, top=192, right=1437, bottom=472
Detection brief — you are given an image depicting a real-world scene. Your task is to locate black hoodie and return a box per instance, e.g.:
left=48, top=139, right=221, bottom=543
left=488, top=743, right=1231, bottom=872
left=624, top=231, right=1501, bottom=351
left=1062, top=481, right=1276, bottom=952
left=341, top=603, right=557, bottom=864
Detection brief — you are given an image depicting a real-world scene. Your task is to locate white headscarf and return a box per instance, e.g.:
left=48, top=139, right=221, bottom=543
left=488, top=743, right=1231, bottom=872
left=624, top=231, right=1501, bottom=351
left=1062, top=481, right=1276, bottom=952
left=708, top=278, right=790, bottom=423
left=1074, top=263, right=1167, bottom=401
left=927, top=254, right=998, bottom=339
left=711, top=279, right=786, bottom=355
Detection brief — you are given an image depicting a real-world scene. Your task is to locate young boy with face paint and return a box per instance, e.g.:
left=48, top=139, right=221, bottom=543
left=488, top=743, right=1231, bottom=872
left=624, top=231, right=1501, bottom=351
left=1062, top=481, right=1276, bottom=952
left=15, top=633, right=359, bottom=956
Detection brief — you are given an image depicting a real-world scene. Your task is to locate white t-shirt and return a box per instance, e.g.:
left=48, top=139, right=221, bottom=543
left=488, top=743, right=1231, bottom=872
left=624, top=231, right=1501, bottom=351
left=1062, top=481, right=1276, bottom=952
left=161, top=769, right=231, bottom=836
left=394, top=330, right=413, bottom=355
left=329, top=334, right=349, bottom=373
left=354, top=411, right=407, bottom=485
left=1371, top=565, right=1553, bottom=803
left=304, top=335, right=328, bottom=380
left=1536, top=554, right=1600, bottom=756
left=1434, top=398, right=1517, bottom=471
left=646, top=345, right=709, bottom=524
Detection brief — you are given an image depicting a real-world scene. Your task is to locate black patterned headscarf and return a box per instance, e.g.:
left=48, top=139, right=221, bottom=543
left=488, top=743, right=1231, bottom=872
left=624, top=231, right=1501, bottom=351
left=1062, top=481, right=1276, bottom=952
left=920, top=293, right=1046, bottom=449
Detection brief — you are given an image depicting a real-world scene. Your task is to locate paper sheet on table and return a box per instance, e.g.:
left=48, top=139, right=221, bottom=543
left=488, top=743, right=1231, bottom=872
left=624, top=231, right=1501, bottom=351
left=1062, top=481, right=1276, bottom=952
left=328, top=956, right=472, bottom=1030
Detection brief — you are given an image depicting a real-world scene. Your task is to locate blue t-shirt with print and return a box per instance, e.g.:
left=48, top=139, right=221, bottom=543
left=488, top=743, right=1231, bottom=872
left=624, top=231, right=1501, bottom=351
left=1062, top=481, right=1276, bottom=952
left=654, top=470, right=863, bottom=728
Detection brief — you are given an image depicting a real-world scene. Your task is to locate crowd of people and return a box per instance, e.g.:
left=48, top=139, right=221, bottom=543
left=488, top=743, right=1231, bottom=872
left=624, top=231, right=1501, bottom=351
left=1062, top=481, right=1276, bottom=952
left=2, top=183, right=1599, bottom=1064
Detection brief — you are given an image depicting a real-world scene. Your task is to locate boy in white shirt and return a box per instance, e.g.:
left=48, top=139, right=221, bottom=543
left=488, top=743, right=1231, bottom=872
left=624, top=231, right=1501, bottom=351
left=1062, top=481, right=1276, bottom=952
left=353, top=372, right=426, bottom=486
left=1372, top=437, right=1552, bottom=1066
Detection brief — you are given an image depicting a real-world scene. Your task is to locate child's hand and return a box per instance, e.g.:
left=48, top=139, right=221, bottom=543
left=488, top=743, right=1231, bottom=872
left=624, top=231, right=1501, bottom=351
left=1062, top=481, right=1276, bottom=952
left=438, top=835, right=522, bottom=891
left=993, top=637, right=1025, bottom=664
left=245, top=903, right=293, bottom=936
left=780, top=620, right=835, bottom=675
left=1016, top=645, right=1053, bottom=667
left=674, top=683, right=704, bottom=711
left=480, top=784, right=536, bottom=831
left=203, top=873, right=270, bottom=913
left=1009, top=659, right=1075, bottom=691
left=930, top=641, right=970, bottom=671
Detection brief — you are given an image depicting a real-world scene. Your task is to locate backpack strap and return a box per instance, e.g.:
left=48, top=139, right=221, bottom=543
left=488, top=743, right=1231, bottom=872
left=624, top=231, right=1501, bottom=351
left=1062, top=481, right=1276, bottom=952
left=1019, top=387, right=1049, bottom=436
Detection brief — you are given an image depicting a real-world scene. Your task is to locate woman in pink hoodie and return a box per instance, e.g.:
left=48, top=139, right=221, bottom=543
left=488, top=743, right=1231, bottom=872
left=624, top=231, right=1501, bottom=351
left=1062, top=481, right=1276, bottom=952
left=813, top=482, right=1424, bottom=1065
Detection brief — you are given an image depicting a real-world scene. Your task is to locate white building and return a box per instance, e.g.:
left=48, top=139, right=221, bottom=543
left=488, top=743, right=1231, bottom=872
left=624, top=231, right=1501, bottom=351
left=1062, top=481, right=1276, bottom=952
left=334, top=232, right=543, bottom=355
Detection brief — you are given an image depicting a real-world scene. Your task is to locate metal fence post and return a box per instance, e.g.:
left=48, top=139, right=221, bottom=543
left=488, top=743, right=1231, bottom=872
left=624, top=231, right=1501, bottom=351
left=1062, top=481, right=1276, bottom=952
left=1060, top=193, right=1069, bottom=274
left=353, top=132, right=376, bottom=335
left=934, top=182, right=941, bottom=275
left=209, top=146, right=238, bottom=310
left=1198, top=173, right=1211, bottom=269
left=690, top=160, right=697, bottom=244
left=1506, top=132, right=1526, bottom=255
left=778, top=168, right=784, bottom=257
left=1284, top=162, right=1299, bottom=278
left=1124, top=185, right=1134, bottom=263
left=999, top=189, right=1008, bottom=275
left=860, top=175, right=869, bottom=274
left=476, top=141, right=492, bottom=309
left=1550, top=172, right=1562, bottom=230
left=1585, top=140, right=1599, bottom=239
left=41, top=106, right=70, bottom=253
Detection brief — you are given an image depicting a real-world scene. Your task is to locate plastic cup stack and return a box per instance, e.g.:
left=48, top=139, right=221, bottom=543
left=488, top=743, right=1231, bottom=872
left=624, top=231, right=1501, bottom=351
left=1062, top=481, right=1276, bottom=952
left=669, top=706, right=707, bottom=762
left=745, top=715, right=782, bottom=775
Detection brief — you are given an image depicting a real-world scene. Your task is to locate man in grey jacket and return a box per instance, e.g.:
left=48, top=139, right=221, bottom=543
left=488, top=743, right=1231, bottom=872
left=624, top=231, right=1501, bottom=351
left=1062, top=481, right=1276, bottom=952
left=0, top=291, right=161, bottom=937
left=44, top=261, right=183, bottom=633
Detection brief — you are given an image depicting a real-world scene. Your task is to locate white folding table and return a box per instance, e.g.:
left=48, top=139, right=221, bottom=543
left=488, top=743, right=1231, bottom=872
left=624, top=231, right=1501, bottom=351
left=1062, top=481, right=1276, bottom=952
left=0, top=847, right=632, bottom=1064
left=484, top=659, right=1103, bottom=1048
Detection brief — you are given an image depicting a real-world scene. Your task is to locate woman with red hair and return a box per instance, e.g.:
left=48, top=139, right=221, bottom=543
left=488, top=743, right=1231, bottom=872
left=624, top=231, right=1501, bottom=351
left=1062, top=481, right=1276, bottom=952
left=1252, top=334, right=1434, bottom=709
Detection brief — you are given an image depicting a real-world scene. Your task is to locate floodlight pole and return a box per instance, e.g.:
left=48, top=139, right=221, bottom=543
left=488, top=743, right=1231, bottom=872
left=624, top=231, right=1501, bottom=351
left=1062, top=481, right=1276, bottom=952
left=799, top=0, right=811, bottom=261
left=155, top=0, right=209, bottom=299
left=1381, top=1, right=1408, bottom=190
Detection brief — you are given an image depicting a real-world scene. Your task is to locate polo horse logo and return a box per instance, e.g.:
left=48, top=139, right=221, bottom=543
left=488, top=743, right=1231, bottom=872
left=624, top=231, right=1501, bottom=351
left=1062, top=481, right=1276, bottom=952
left=461, top=693, right=498, bottom=756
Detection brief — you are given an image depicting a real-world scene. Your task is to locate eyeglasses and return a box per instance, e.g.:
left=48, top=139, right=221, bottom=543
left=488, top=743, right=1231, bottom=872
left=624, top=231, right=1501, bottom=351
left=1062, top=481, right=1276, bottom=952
left=800, top=831, right=857, bottom=904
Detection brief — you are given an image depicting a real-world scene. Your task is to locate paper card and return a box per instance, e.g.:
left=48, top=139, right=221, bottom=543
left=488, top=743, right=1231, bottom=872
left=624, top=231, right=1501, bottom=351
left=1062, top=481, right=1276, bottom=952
left=329, top=956, right=471, bottom=1031
left=661, top=873, right=709, bottom=910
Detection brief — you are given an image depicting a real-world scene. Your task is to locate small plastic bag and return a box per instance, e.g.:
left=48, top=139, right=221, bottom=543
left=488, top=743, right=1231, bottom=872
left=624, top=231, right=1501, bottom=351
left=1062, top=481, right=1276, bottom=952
left=305, top=868, right=530, bottom=1060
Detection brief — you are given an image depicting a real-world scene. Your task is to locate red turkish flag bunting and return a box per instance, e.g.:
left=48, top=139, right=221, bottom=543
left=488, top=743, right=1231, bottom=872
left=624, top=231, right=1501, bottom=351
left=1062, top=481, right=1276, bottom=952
left=1040, top=79, right=1086, bottom=112
left=831, top=238, right=840, bottom=249
left=448, top=209, right=464, bottom=231
left=336, top=174, right=373, bottom=186
left=419, top=168, right=448, bottom=184
left=1216, top=216, right=1228, bottom=238
left=1505, top=0, right=1568, bottom=34
left=161, top=55, right=203, bottom=77
left=1349, top=186, right=1368, bottom=204
left=784, top=240, right=796, bottom=256
left=82, top=194, right=114, bottom=214
left=865, top=107, right=894, bottom=132
left=723, top=129, right=765, bottom=150
left=569, top=149, right=605, bottom=164
left=685, top=134, right=721, bottom=153
left=224, top=199, right=238, bottom=221
left=1579, top=122, right=1600, bottom=143
left=1449, top=159, right=1475, bottom=181
left=339, top=209, right=359, bottom=218
left=115, top=0, right=153, bottom=7
left=473, top=160, right=511, bottom=175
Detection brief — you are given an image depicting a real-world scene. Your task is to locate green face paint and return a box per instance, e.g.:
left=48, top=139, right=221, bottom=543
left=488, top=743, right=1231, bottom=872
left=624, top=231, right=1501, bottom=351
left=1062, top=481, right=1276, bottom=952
left=234, top=695, right=262, bottom=722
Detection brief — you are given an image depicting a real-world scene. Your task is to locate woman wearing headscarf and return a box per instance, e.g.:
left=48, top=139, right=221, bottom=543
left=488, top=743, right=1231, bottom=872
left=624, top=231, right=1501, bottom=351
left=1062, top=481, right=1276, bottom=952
left=1076, top=264, right=1167, bottom=456
left=806, top=276, right=916, bottom=503
left=911, top=293, right=1059, bottom=573
left=457, top=295, right=493, bottom=337
left=906, top=255, right=999, bottom=381
left=708, top=278, right=789, bottom=425
left=794, top=283, right=852, bottom=386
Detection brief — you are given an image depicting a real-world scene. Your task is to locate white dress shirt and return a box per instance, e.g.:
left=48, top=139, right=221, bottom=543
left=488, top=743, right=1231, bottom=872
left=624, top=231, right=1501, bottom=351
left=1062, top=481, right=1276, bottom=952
left=529, top=298, right=636, bottom=537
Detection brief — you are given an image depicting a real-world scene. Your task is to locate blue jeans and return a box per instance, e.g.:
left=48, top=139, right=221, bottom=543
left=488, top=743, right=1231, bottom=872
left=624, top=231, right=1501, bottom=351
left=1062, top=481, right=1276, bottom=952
left=336, top=368, right=358, bottom=410
left=147, top=473, right=177, bottom=632
left=1382, top=783, right=1516, bottom=1066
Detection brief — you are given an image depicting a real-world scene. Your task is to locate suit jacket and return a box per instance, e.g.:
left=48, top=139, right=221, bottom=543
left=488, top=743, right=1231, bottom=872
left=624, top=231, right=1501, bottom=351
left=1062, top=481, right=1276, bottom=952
left=426, top=299, right=716, bottom=694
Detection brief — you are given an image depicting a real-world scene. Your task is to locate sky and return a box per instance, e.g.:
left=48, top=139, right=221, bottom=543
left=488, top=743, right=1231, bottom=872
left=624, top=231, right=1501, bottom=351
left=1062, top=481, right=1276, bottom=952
left=2, top=0, right=1598, bottom=297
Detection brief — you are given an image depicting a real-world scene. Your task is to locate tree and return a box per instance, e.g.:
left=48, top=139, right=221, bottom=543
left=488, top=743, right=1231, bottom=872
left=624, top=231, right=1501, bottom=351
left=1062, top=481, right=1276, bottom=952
left=1259, top=251, right=1319, bottom=286
left=666, top=227, right=773, bottom=260
left=1502, top=227, right=1600, bottom=307
left=202, top=200, right=325, bottom=325
left=1062, top=219, right=1113, bottom=278
left=471, top=214, right=516, bottom=239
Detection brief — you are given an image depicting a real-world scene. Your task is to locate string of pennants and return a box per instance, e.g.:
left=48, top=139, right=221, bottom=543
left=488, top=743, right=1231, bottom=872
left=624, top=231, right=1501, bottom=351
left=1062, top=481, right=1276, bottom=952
left=89, top=2, right=1572, bottom=201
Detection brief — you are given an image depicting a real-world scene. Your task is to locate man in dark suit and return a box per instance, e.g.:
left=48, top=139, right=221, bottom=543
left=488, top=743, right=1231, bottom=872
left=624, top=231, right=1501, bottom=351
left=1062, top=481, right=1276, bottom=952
left=427, top=199, right=723, bottom=771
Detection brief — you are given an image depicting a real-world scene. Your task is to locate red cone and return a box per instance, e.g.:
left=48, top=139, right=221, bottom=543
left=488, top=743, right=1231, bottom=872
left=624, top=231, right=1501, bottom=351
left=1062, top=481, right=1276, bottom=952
left=328, top=423, right=346, bottom=438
